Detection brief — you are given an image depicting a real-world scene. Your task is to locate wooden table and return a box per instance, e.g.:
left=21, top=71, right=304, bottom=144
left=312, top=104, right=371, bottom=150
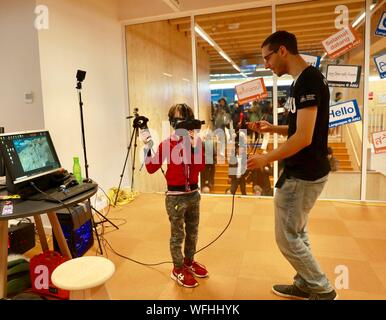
left=0, top=185, right=98, bottom=298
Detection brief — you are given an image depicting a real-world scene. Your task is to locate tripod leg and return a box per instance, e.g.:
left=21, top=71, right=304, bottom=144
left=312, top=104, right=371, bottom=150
left=114, top=126, right=137, bottom=205
left=130, top=127, right=139, bottom=192
left=90, top=211, right=103, bottom=255
left=92, top=205, right=119, bottom=230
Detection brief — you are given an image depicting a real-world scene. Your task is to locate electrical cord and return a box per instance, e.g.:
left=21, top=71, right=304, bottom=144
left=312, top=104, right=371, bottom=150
left=29, top=182, right=73, bottom=216
left=97, top=191, right=236, bottom=266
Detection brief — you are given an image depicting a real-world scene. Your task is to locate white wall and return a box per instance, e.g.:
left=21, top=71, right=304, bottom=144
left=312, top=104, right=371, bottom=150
left=36, top=0, right=129, bottom=191
left=0, top=0, right=45, bottom=132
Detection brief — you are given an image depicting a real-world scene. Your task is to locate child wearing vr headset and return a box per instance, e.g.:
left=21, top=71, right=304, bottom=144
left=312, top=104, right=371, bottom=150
left=145, top=103, right=208, bottom=288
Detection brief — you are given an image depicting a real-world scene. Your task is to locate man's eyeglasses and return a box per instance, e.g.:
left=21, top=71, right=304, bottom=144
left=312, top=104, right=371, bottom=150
left=263, top=50, right=278, bottom=62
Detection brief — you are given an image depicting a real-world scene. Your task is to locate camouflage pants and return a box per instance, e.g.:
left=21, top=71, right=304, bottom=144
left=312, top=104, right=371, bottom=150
left=165, top=191, right=201, bottom=268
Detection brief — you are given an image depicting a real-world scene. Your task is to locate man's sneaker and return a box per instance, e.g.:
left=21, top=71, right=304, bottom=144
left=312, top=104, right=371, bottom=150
left=273, top=285, right=338, bottom=300
left=309, top=290, right=338, bottom=300
left=272, top=284, right=310, bottom=300
left=171, top=267, right=198, bottom=288
left=184, top=258, right=209, bottom=278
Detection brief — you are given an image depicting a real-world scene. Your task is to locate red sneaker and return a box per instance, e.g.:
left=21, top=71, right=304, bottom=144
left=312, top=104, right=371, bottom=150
left=184, top=258, right=209, bottom=278
left=171, top=267, right=198, bottom=288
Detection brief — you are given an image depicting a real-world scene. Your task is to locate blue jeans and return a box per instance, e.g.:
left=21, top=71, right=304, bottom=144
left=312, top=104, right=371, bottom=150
left=274, top=174, right=333, bottom=293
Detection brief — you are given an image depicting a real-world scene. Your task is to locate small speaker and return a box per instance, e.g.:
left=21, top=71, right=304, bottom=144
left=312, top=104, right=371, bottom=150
left=8, top=222, right=36, bottom=254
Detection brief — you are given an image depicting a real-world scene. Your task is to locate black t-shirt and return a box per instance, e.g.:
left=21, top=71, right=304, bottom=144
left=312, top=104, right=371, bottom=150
left=284, top=66, right=330, bottom=180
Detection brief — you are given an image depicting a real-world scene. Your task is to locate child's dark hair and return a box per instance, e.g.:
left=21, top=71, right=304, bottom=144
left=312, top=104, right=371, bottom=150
left=168, top=103, right=194, bottom=120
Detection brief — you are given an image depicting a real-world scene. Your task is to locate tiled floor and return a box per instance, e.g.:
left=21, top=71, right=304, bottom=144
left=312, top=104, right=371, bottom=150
left=27, top=193, right=386, bottom=300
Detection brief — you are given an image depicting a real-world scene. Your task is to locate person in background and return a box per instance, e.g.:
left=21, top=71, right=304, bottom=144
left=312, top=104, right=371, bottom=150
left=327, top=147, right=339, bottom=171
left=145, top=103, right=208, bottom=288
left=247, top=31, right=337, bottom=300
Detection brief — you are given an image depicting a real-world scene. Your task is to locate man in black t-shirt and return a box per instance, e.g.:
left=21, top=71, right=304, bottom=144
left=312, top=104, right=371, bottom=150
left=247, top=31, right=336, bottom=300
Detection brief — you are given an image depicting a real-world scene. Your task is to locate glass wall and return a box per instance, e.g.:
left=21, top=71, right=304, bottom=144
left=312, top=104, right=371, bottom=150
left=123, top=0, right=385, bottom=202
left=275, top=0, right=366, bottom=200
left=193, top=6, right=273, bottom=196
left=366, top=0, right=386, bottom=201
left=125, top=18, right=194, bottom=193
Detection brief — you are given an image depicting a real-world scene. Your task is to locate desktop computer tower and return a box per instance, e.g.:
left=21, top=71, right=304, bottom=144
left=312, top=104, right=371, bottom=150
left=53, top=201, right=94, bottom=258
left=0, top=127, right=4, bottom=177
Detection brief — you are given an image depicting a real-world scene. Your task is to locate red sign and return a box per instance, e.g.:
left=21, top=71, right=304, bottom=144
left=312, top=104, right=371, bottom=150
left=322, top=27, right=361, bottom=59
left=235, top=78, right=268, bottom=105
left=372, top=130, right=386, bottom=154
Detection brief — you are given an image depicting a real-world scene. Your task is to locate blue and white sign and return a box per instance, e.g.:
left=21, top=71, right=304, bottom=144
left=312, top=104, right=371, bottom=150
left=329, top=99, right=361, bottom=128
left=300, top=53, right=321, bottom=68
left=375, top=12, right=386, bottom=37
left=374, top=53, right=386, bottom=79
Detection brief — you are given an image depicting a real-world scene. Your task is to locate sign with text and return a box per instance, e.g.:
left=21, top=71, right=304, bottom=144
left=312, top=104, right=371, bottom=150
left=235, top=78, right=268, bottom=104
left=375, top=11, right=386, bottom=37
left=300, top=54, right=321, bottom=68
left=329, top=99, right=361, bottom=128
left=372, top=130, right=386, bottom=154
left=374, top=53, right=386, bottom=79
left=322, top=27, right=361, bottom=59
left=326, top=64, right=361, bottom=88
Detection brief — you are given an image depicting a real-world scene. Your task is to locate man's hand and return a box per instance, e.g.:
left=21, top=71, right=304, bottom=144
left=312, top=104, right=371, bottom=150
left=247, top=154, right=269, bottom=170
left=247, top=120, right=273, bottom=133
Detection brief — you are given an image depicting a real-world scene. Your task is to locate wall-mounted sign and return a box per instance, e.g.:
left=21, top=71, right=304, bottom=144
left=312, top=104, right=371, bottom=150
left=375, top=11, right=386, bottom=37
left=374, top=53, right=386, bottom=79
left=322, top=27, right=361, bottom=59
left=329, top=99, right=361, bottom=128
left=235, top=78, right=267, bottom=104
left=300, top=54, right=321, bottom=68
left=326, top=64, right=361, bottom=88
left=372, top=130, right=386, bottom=154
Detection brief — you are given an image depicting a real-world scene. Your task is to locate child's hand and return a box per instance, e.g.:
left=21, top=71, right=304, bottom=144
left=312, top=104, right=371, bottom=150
left=189, top=130, right=197, bottom=148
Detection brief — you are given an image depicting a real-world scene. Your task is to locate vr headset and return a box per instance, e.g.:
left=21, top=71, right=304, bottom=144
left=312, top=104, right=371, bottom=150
left=172, top=118, right=205, bottom=130
left=169, top=103, right=205, bottom=131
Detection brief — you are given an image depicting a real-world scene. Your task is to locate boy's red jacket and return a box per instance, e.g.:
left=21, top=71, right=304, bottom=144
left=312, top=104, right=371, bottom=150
left=145, top=135, right=205, bottom=187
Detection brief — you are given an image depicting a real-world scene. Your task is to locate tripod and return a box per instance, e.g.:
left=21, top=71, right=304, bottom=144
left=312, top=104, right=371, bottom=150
left=114, top=117, right=140, bottom=206
left=76, top=70, right=119, bottom=255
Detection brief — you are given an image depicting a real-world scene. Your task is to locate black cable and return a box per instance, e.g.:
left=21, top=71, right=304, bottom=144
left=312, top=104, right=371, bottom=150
left=195, top=192, right=236, bottom=254
left=29, top=182, right=73, bottom=216
left=101, top=235, right=173, bottom=266
left=99, top=191, right=236, bottom=266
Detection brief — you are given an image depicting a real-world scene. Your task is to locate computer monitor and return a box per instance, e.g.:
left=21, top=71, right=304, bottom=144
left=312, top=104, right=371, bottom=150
left=0, top=130, right=62, bottom=193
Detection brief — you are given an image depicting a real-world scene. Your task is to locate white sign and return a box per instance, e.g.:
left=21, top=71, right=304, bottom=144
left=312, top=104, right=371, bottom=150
left=375, top=12, right=386, bottom=37
left=326, top=65, right=361, bottom=88
left=235, top=78, right=267, bottom=105
left=329, top=99, right=361, bottom=128
left=322, top=27, right=361, bottom=59
left=374, top=53, right=386, bottom=79
left=300, top=54, right=321, bottom=68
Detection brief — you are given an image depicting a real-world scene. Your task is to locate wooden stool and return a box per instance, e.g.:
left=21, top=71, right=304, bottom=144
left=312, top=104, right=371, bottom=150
left=51, top=256, right=115, bottom=300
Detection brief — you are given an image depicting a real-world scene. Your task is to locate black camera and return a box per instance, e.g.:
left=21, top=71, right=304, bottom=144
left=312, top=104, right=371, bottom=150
left=173, top=119, right=205, bottom=130
left=133, top=116, right=149, bottom=130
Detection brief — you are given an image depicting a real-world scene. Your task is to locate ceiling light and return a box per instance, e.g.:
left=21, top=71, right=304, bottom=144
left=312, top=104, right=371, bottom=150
left=194, top=23, right=243, bottom=76
left=352, top=4, right=376, bottom=28
left=194, top=25, right=215, bottom=47
left=162, top=0, right=180, bottom=12
left=228, top=23, right=240, bottom=30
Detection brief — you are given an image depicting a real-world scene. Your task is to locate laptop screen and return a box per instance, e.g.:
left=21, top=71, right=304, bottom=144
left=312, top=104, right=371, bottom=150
left=0, top=130, right=61, bottom=184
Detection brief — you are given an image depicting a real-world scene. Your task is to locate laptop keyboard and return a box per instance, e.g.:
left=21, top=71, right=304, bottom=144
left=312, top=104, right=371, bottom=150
left=29, top=183, right=97, bottom=202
